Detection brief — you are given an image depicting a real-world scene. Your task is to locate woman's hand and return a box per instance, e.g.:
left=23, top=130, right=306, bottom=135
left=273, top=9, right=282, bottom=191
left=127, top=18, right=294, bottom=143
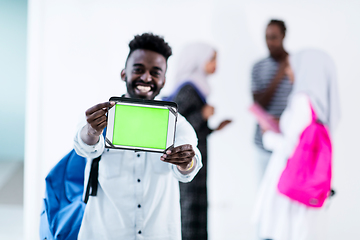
left=201, top=104, right=215, bottom=120
left=215, top=120, right=232, bottom=131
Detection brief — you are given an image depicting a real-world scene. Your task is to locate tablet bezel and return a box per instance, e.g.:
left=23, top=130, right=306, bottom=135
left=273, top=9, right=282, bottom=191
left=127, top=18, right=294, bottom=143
left=105, top=97, right=178, bottom=153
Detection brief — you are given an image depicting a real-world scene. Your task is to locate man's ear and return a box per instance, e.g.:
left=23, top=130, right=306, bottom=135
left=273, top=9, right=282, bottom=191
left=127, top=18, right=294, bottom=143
left=120, top=69, right=126, bottom=82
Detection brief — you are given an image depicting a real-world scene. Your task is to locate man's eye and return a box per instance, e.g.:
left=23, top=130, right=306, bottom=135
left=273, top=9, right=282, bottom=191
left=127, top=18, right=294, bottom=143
left=151, top=71, right=160, bottom=77
left=133, top=68, right=142, bottom=73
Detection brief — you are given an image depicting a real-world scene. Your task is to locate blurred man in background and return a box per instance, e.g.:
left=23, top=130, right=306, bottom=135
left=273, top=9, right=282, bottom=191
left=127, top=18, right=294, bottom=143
left=251, top=19, right=293, bottom=182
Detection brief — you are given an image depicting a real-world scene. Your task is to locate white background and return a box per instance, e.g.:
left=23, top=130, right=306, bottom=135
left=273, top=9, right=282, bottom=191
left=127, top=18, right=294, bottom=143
left=25, top=0, right=360, bottom=239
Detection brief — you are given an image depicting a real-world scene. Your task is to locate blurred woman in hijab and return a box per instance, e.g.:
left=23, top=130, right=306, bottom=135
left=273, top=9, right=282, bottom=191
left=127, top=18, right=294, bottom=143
left=165, top=43, right=231, bottom=240
left=253, top=49, right=341, bottom=240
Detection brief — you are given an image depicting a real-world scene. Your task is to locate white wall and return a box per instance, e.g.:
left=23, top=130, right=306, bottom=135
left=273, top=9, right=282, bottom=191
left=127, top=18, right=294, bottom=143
left=25, top=0, right=360, bottom=239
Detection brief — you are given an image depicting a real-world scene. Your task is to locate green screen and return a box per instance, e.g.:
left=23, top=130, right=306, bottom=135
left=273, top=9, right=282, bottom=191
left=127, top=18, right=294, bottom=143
left=112, top=104, right=169, bottom=149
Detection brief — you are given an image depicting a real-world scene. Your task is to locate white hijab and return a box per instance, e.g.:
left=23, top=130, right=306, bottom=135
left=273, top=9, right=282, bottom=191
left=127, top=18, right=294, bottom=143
left=290, top=49, right=341, bottom=133
left=174, top=43, right=215, bottom=97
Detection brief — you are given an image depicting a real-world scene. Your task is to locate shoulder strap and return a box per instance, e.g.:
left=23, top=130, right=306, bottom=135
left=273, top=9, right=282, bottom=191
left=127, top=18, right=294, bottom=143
left=309, top=101, right=327, bottom=125
left=84, top=155, right=101, bottom=203
left=84, top=129, right=107, bottom=203
left=309, top=102, right=317, bottom=122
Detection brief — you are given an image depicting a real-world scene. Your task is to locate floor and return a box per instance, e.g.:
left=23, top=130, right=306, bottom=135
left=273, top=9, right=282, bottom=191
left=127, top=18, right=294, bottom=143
left=0, top=161, right=24, bottom=240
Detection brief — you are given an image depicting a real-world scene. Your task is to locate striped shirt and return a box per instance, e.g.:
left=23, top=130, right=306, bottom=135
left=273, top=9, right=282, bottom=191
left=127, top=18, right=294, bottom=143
left=251, top=56, right=293, bottom=150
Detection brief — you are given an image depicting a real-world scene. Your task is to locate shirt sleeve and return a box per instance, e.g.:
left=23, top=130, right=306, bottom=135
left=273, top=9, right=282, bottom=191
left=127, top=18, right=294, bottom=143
left=251, top=61, right=263, bottom=93
left=74, top=124, right=105, bottom=159
left=169, top=114, right=203, bottom=183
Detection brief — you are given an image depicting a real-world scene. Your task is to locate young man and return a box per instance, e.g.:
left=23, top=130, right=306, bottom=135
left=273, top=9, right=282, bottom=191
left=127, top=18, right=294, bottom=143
left=74, top=33, right=202, bottom=240
left=251, top=19, right=293, bottom=181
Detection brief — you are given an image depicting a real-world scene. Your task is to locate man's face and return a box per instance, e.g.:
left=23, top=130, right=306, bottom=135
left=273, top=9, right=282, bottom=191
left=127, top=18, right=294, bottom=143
left=265, top=24, right=284, bottom=57
left=121, top=49, right=167, bottom=100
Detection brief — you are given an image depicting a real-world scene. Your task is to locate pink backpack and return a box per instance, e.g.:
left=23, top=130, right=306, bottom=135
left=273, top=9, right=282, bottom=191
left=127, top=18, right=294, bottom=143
left=277, top=104, right=332, bottom=208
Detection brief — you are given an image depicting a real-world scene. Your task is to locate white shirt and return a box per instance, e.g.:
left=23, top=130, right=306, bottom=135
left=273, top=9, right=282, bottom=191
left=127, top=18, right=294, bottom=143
left=253, top=93, right=326, bottom=240
left=74, top=114, right=202, bottom=240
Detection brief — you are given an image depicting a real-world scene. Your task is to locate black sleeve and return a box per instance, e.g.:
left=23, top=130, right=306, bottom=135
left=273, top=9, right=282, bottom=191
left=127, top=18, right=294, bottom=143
left=173, top=85, right=213, bottom=134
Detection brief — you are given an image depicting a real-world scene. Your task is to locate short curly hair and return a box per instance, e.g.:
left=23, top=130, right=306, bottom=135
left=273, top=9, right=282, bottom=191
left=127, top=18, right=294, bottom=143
left=126, top=33, right=172, bottom=64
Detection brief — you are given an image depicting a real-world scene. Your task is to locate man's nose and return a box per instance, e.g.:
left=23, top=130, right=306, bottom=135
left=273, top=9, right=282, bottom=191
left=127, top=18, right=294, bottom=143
left=140, top=72, right=152, bottom=82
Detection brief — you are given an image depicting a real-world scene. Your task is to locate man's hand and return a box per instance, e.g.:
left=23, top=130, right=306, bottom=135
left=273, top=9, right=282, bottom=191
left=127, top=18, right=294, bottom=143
left=253, top=55, right=290, bottom=108
left=81, top=101, right=115, bottom=145
left=160, top=144, right=196, bottom=174
left=260, top=116, right=279, bottom=134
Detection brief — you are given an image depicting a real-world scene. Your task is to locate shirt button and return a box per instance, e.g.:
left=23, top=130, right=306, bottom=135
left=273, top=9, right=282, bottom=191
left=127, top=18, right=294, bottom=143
left=137, top=179, right=141, bottom=183
left=137, top=153, right=140, bottom=157
left=138, top=230, right=142, bottom=234
left=107, top=149, right=109, bottom=152
left=138, top=204, right=141, bottom=208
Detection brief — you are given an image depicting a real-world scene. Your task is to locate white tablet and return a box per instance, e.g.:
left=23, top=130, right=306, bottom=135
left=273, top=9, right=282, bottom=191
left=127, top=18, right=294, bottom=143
left=105, top=97, right=178, bottom=153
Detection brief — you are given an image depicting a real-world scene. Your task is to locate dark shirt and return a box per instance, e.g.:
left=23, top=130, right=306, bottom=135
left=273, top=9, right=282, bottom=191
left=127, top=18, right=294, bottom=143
left=172, top=83, right=212, bottom=142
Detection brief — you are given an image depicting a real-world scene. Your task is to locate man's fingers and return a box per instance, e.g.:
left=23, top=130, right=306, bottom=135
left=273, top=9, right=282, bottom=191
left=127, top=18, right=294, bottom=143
left=161, top=150, right=195, bottom=166
left=87, top=113, right=107, bottom=132
left=86, top=101, right=114, bottom=116
left=165, top=151, right=194, bottom=159
left=91, top=115, right=107, bottom=126
left=166, top=144, right=193, bottom=155
left=87, top=108, right=107, bottom=121
left=96, top=122, right=107, bottom=131
left=160, top=144, right=195, bottom=168
left=161, top=157, right=192, bottom=165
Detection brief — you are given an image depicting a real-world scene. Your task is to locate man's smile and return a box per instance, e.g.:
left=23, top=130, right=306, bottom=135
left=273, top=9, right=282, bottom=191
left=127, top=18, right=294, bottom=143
left=133, top=81, right=156, bottom=97
left=136, top=85, right=152, bottom=93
